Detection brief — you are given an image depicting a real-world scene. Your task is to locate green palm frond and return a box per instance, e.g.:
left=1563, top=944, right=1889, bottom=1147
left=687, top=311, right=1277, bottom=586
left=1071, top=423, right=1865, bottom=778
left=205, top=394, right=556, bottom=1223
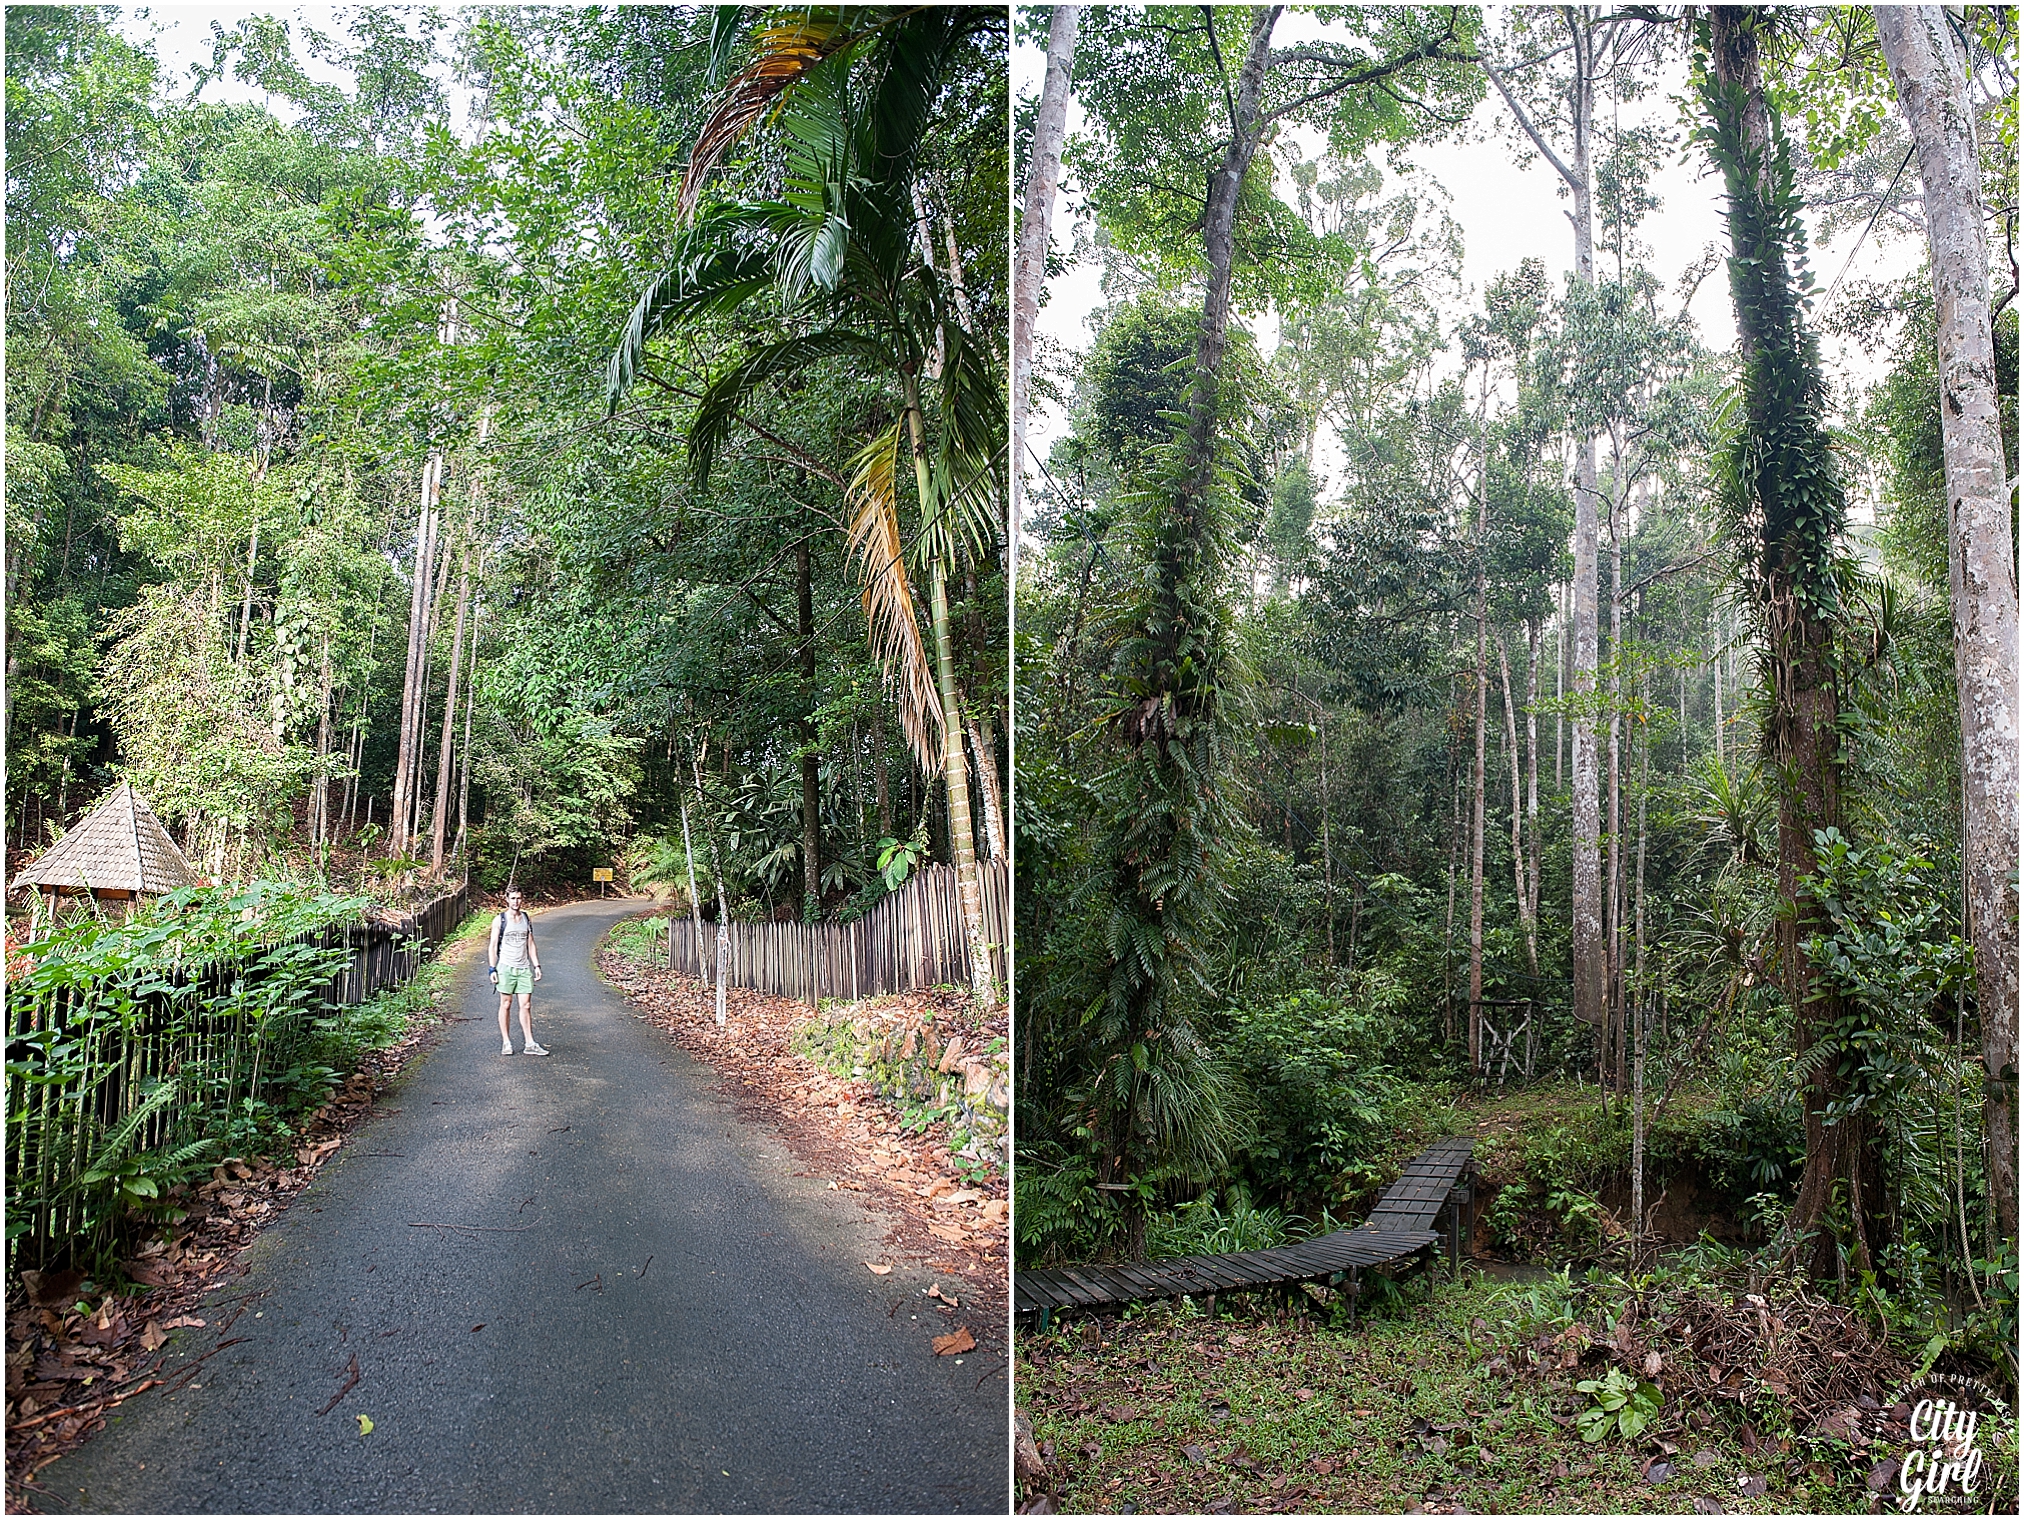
left=604, top=218, right=777, bottom=413
left=686, top=327, right=886, bottom=486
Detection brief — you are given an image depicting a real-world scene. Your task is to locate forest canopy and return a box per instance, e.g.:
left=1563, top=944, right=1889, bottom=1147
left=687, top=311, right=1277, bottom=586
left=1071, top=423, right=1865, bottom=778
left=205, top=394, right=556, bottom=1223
left=7, top=4, right=1010, bottom=934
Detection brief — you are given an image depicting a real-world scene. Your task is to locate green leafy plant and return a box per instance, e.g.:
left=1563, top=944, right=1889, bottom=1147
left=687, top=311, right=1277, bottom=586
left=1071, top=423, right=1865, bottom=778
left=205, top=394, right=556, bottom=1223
left=876, top=830, right=928, bottom=891
left=1574, top=1366, right=1663, bottom=1442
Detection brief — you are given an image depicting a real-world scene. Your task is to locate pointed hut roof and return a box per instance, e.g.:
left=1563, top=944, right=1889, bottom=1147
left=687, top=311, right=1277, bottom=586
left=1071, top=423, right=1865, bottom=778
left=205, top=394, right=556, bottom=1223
left=10, top=783, right=202, bottom=895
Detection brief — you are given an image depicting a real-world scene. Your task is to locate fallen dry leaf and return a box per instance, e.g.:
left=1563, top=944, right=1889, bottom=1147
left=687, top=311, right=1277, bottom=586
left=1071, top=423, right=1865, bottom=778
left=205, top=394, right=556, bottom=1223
left=139, top=1321, right=166, bottom=1353
left=162, top=1315, right=205, bottom=1330
left=864, top=1262, right=893, bottom=1276
left=931, top=1326, right=975, bottom=1356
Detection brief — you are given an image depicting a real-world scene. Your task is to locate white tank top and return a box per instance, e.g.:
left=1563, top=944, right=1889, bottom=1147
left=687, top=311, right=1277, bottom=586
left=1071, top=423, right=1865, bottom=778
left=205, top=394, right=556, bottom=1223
left=495, top=910, right=534, bottom=968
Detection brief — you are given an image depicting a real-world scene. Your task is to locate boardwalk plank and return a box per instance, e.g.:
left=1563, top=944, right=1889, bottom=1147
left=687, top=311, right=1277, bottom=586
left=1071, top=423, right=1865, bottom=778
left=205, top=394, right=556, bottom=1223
left=1014, top=1138, right=1473, bottom=1317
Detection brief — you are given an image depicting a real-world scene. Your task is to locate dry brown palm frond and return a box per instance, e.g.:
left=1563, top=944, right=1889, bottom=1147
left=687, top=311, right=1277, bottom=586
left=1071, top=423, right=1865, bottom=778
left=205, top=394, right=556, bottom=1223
left=846, top=420, right=942, bottom=773
left=678, top=14, right=849, bottom=221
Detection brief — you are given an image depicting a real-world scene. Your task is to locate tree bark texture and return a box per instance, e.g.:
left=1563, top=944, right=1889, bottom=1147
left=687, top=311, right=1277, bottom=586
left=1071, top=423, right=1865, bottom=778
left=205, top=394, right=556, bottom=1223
left=1499, top=630, right=1538, bottom=975
left=455, top=584, right=479, bottom=872
left=390, top=454, right=440, bottom=859
left=1607, top=495, right=1624, bottom=1090
left=1876, top=1, right=2020, bottom=1249
left=430, top=543, right=472, bottom=875
left=1470, top=503, right=1488, bottom=1072
left=1012, top=5, right=1081, bottom=535
left=967, top=710, right=1006, bottom=863
left=1524, top=618, right=1541, bottom=935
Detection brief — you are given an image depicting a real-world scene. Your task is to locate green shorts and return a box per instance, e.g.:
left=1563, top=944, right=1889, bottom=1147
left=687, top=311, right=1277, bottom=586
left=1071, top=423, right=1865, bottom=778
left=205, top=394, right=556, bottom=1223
left=496, top=966, right=535, bottom=995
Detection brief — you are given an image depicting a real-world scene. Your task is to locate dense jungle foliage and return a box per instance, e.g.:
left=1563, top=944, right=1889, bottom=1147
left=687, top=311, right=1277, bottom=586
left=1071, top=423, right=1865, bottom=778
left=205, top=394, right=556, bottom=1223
left=1012, top=2, right=2017, bottom=1375
left=6, top=4, right=1009, bottom=922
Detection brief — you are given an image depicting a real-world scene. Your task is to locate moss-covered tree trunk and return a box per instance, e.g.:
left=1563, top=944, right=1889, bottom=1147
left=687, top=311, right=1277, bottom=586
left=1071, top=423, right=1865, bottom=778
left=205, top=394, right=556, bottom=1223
left=1704, top=9, right=1879, bottom=1279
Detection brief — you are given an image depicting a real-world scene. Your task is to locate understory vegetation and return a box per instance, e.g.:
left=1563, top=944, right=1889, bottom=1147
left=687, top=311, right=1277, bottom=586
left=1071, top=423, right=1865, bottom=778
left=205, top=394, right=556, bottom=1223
left=5, top=881, right=483, bottom=1276
left=1018, top=1252, right=2019, bottom=1516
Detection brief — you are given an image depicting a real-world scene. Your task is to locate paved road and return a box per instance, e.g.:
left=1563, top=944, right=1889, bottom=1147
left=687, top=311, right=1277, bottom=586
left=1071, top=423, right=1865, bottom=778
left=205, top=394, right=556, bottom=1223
left=45, top=898, right=1006, bottom=1514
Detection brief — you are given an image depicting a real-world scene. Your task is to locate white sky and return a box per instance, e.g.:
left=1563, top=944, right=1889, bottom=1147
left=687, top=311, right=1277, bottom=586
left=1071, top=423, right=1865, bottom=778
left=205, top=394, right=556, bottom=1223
left=1014, top=7, right=1924, bottom=500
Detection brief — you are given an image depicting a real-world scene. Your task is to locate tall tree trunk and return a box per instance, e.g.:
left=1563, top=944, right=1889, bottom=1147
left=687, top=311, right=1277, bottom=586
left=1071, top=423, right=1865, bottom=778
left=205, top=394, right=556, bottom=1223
left=409, top=510, right=455, bottom=855
left=456, top=584, right=479, bottom=872
left=1470, top=475, right=1489, bottom=1073
left=1707, top=9, right=1873, bottom=1279
left=1876, top=2, right=2020, bottom=1251
left=967, top=710, right=1006, bottom=863
left=313, top=632, right=332, bottom=871
left=1500, top=630, right=1538, bottom=974
left=1107, top=4, right=1282, bottom=1261
left=390, top=455, right=440, bottom=858
left=1607, top=490, right=1624, bottom=1090
left=901, top=384, right=994, bottom=1006
left=1445, top=726, right=1463, bottom=1046
left=681, top=796, right=705, bottom=973
left=1316, top=704, right=1334, bottom=965
left=430, top=543, right=472, bottom=875
left=1489, top=13, right=1604, bottom=1041
left=1556, top=582, right=1567, bottom=790
left=1525, top=618, right=1542, bottom=932
left=1631, top=661, right=1650, bottom=1257
left=713, top=841, right=731, bottom=1029
left=797, top=538, right=823, bottom=916
left=1011, top=6, right=1080, bottom=534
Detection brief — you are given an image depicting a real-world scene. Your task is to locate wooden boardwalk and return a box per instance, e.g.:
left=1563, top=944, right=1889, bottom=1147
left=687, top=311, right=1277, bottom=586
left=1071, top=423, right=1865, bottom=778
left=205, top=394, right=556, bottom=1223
left=1016, top=1138, right=1474, bottom=1321
left=1366, top=1136, right=1476, bottom=1232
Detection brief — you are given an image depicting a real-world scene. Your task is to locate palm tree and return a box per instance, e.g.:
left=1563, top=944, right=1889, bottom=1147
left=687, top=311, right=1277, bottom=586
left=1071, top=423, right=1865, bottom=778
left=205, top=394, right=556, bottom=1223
left=606, top=6, right=1004, bottom=1004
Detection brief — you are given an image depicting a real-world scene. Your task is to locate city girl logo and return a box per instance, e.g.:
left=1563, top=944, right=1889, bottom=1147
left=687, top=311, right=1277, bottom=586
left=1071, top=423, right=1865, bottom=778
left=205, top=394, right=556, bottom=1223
left=1866, top=1371, right=2014, bottom=1515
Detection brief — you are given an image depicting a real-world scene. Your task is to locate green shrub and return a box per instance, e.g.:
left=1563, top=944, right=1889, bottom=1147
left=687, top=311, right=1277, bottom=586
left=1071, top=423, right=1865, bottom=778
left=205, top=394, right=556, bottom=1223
left=1225, top=977, right=1413, bottom=1203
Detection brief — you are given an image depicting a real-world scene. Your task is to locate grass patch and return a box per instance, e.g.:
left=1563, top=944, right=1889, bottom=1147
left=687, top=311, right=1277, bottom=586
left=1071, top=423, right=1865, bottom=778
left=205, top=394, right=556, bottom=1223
left=321, top=908, right=489, bottom=1059
left=1017, top=1270, right=1888, bottom=1515
left=605, top=912, right=665, bottom=960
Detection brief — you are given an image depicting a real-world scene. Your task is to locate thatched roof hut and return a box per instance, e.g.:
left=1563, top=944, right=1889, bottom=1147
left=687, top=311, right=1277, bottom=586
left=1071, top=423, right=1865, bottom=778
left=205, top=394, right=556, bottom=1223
left=10, top=783, right=202, bottom=899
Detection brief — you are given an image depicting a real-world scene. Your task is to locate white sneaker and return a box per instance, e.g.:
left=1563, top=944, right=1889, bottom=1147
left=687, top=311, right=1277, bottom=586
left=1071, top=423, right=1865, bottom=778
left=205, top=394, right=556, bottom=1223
left=523, top=1041, right=549, bottom=1057
left=501, top=1040, right=515, bottom=1056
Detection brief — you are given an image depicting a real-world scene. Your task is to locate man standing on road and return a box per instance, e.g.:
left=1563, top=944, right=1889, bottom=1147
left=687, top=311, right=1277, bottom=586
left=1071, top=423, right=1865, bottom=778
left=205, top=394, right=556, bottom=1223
left=488, top=888, right=548, bottom=1056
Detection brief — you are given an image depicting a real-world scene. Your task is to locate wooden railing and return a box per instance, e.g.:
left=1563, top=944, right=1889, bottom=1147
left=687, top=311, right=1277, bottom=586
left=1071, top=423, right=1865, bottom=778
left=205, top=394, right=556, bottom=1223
left=664, top=861, right=1007, bottom=1002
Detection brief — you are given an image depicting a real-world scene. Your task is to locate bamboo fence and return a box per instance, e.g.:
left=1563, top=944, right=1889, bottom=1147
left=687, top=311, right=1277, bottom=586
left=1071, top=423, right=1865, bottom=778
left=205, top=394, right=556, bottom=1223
left=5, top=887, right=469, bottom=1272
left=664, top=861, right=1007, bottom=1003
